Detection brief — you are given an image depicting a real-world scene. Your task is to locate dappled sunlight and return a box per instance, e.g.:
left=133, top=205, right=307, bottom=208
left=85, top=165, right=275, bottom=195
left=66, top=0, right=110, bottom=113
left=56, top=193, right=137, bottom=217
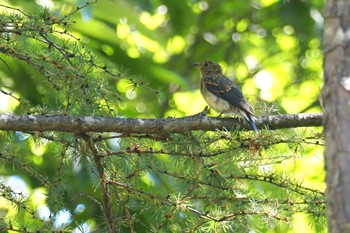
left=36, top=0, right=53, bottom=8
left=0, top=89, right=20, bottom=113
left=139, top=11, right=166, bottom=30
left=254, top=70, right=274, bottom=101
left=260, top=0, right=279, bottom=7
left=277, top=34, right=299, bottom=51
left=173, top=90, right=208, bottom=115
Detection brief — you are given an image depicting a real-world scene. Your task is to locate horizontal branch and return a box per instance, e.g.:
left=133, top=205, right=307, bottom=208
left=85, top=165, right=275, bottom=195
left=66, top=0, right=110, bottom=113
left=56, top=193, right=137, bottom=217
left=0, top=113, right=322, bottom=134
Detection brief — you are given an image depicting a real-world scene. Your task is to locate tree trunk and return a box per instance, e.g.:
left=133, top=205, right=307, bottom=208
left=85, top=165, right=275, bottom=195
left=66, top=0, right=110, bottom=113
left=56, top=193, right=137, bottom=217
left=324, top=0, right=350, bottom=232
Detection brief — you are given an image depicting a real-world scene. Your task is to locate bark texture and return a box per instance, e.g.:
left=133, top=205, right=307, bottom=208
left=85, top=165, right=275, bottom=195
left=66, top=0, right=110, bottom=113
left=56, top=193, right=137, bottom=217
left=0, top=113, right=322, bottom=133
left=324, top=0, right=350, bottom=232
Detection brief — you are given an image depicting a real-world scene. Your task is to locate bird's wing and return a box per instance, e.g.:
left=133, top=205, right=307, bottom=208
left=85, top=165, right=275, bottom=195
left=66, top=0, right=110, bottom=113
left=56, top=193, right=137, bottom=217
left=203, top=75, right=255, bottom=116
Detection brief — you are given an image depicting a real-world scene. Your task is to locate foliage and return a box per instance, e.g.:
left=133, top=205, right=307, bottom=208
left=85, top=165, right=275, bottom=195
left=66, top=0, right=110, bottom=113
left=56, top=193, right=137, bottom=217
left=0, top=0, right=324, bottom=232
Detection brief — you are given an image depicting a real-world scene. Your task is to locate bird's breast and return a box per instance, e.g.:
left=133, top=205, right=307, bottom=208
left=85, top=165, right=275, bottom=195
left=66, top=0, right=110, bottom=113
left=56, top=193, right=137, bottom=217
left=200, top=85, right=231, bottom=113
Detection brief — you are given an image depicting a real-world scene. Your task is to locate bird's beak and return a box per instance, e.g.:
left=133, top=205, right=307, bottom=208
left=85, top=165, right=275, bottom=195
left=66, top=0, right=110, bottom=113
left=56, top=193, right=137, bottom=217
left=193, top=63, right=200, bottom=67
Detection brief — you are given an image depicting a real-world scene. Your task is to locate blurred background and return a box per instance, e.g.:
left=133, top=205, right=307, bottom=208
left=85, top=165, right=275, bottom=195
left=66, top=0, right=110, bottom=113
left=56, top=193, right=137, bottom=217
left=0, top=0, right=323, bottom=117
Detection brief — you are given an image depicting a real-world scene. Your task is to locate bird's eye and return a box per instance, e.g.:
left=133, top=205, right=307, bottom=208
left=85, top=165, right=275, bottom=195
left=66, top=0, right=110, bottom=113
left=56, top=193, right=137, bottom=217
left=204, top=62, right=209, bottom=67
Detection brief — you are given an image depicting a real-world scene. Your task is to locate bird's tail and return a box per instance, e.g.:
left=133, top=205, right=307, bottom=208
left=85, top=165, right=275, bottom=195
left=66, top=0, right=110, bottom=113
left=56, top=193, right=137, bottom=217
left=247, top=114, right=258, bottom=132
left=241, top=111, right=258, bottom=132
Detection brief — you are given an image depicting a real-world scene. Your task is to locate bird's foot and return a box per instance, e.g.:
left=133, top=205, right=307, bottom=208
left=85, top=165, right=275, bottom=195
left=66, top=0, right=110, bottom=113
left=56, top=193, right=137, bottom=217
left=227, top=115, right=242, bottom=121
left=191, top=106, right=209, bottom=118
left=194, top=106, right=209, bottom=117
left=217, top=112, right=224, bottom=118
left=197, top=106, right=209, bottom=117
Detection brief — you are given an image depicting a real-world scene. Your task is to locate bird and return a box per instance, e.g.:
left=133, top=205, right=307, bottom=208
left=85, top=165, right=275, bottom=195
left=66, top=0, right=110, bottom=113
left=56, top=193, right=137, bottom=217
left=194, top=61, right=258, bottom=132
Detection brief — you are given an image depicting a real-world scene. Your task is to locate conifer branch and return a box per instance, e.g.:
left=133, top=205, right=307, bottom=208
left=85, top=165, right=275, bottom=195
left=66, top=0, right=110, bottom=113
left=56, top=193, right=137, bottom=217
left=81, top=134, right=117, bottom=233
left=0, top=113, right=322, bottom=134
left=107, top=179, right=293, bottom=224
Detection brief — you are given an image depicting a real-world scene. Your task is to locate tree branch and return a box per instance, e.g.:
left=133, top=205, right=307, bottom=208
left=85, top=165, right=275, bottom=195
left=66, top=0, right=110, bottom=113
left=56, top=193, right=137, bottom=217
left=0, top=113, right=322, bottom=134
left=81, top=134, right=117, bottom=233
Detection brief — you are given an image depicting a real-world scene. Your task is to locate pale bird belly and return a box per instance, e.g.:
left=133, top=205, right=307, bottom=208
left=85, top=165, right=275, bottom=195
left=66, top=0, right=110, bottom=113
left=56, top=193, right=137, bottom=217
left=201, top=88, right=231, bottom=113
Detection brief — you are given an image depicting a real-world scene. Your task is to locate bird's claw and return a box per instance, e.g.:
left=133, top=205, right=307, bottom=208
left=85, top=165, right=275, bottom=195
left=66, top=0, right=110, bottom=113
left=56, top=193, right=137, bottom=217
left=197, top=106, right=209, bottom=117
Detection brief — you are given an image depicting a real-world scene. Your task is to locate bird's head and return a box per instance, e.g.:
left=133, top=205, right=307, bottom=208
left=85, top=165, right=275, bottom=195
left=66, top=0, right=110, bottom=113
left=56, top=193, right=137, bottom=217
left=194, top=61, right=223, bottom=76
